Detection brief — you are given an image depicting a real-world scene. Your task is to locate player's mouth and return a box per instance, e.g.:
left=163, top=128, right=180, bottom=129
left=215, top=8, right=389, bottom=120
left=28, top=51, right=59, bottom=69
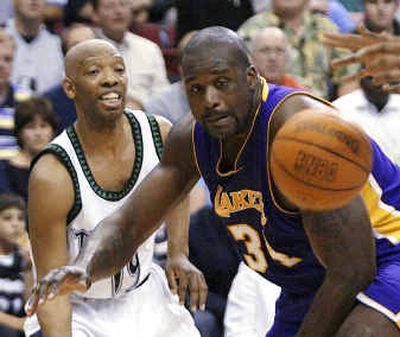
left=204, top=114, right=232, bottom=127
left=99, top=92, right=123, bottom=109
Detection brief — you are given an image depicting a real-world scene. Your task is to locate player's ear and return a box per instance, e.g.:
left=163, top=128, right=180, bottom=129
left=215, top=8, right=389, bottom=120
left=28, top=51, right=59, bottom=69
left=63, top=76, right=76, bottom=99
left=246, top=65, right=258, bottom=90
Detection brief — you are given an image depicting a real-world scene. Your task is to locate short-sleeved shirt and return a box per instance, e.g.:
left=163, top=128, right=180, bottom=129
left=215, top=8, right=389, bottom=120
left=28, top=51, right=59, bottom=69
left=238, top=11, right=354, bottom=99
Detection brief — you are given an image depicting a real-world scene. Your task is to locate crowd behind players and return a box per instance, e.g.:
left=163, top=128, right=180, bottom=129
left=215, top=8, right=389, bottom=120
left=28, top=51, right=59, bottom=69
left=1, top=0, right=400, bottom=336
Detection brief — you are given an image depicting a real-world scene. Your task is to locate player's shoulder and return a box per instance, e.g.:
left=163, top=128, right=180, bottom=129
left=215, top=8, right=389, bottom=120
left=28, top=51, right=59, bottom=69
left=31, top=130, right=73, bottom=183
left=151, top=114, right=173, bottom=144
left=29, top=152, right=74, bottom=204
left=270, top=91, right=334, bottom=136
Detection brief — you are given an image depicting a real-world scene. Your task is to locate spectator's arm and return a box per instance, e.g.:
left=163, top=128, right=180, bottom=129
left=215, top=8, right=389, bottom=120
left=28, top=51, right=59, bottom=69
left=0, top=312, right=25, bottom=331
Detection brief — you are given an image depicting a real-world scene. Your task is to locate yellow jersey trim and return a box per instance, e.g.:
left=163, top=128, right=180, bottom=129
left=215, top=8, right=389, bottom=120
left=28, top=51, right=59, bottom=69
left=361, top=176, right=400, bottom=244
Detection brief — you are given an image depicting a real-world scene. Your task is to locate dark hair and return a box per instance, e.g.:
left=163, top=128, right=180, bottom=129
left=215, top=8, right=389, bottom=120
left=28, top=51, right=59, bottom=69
left=0, top=193, right=25, bottom=213
left=14, top=97, right=59, bottom=148
left=89, top=0, right=99, bottom=10
left=64, top=0, right=94, bottom=27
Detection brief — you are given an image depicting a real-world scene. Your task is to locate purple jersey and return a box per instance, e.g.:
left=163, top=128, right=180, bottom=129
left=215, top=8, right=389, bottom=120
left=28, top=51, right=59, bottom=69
left=193, top=81, right=400, bottom=327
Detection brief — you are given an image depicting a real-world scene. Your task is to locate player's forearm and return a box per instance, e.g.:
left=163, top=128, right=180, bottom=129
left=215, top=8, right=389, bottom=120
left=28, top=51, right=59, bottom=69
left=166, top=197, right=190, bottom=257
left=74, top=211, right=143, bottom=282
left=299, top=197, right=375, bottom=336
left=37, top=297, right=72, bottom=337
left=295, top=270, right=372, bottom=337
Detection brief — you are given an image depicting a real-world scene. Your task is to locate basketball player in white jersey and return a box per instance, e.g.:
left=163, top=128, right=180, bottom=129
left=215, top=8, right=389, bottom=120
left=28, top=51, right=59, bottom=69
left=24, top=39, right=204, bottom=337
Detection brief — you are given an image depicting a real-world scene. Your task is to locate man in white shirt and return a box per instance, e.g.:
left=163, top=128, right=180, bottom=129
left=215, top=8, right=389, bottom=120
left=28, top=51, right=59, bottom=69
left=334, top=76, right=400, bottom=163
left=6, top=0, right=64, bottom=95
left=92, top=0, right=170, bottom=108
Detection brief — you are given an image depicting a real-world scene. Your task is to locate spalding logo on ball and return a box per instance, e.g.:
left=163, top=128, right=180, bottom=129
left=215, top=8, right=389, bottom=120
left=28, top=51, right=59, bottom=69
left=270, top=108, right=372, bottom=211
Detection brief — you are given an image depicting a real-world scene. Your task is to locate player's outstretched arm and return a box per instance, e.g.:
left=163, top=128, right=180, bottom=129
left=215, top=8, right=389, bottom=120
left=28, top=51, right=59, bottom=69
left=156, top=115, right=208, bottom=311
left=27, top=154, right=76, bottom=336
left=296, top=195, right=376, bottom=337
left=26, top=116, right=200, bottom=315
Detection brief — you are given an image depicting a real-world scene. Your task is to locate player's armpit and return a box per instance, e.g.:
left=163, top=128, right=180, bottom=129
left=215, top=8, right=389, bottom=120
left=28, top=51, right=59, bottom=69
left=295, top=195, right=376, bottom=337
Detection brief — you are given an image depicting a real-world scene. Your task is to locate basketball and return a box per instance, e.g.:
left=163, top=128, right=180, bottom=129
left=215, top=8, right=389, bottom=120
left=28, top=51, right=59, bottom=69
left=270, top=108, right=372, bottom=211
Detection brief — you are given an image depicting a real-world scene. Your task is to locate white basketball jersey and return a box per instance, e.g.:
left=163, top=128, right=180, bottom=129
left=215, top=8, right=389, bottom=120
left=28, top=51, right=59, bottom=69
left=44, top=110, right=164, bottom=299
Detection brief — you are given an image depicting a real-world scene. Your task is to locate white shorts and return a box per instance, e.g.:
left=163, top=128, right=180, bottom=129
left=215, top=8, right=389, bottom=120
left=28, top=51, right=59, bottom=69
left=24, top=264, right=200, bottom=337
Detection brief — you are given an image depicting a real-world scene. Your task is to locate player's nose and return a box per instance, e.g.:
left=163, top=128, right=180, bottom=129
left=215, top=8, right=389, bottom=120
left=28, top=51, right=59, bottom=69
left=101, top=68, right=119, bottom=87
left=204, top=86, right=221, bottom=109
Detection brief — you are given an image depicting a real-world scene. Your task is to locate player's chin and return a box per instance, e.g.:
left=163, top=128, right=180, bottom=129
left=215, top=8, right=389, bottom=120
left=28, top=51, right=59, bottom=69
left=207, top=125, right=237, bottom=140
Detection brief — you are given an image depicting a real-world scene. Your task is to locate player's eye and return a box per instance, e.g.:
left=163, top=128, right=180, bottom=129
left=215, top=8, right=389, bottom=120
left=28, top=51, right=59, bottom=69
left=87, top=68, right=99, bottom=76
left=115, top=66, right=125, bottom=74
left=190, top=85, right=202, bottom=94
left=216, top=78, right=229, bottom=88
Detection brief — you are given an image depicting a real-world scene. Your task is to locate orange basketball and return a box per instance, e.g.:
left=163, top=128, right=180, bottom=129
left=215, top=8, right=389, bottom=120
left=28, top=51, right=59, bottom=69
left=270, top=108, right=372, bottom=211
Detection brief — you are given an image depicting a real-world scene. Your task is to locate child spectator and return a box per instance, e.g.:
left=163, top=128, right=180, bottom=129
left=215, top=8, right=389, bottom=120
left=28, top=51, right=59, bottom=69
left=0, top=97, right=59, bottom=201
left=0, top=193, right=31, bottom=337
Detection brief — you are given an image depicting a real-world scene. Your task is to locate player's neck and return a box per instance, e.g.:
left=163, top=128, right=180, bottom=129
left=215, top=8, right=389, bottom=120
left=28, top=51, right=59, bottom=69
left=75, top=115, right=128, bottom=154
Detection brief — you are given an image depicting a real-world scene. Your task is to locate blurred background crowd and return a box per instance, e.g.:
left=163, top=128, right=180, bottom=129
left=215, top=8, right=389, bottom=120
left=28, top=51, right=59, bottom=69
left=1, top=0, right=400, bottom=336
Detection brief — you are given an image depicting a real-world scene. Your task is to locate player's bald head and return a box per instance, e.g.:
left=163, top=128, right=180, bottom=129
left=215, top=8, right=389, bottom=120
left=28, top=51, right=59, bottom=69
left=64, top=39, right=120, bottom=79
left=182, top=26, right=251, bottom=72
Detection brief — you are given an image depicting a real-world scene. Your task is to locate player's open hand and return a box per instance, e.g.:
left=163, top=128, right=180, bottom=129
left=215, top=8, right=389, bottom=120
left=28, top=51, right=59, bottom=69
left=25, top=265, right=90, bottom=316
left=166, top=253, right=208, bottom=312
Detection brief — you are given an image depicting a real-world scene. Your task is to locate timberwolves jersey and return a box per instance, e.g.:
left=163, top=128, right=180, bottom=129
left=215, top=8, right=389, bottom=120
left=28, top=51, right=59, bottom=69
left=35, top=110, right=163, bottom=299
left=193, top=81, right=400, bottom=295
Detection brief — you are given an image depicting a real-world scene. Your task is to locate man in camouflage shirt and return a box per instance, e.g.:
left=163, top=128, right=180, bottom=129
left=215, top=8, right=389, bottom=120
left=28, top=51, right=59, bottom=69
left=238, top=0, right=355, bottom=99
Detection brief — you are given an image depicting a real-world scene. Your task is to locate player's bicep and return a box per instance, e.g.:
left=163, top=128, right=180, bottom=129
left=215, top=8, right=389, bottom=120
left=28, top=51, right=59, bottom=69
left=301, top=195, right=375, bottom=276
left=160, top=113, right=199, bottom=186
left=28, top=155, right=75, bottom=278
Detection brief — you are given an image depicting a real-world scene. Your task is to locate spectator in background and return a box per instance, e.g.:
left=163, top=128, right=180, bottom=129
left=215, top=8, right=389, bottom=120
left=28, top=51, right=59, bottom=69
left=0, top=0, right=15, bottom=26
left=176, top=0, right=254, bottom=43
left=6, top=0, right=64, bottom=95
left=251, top=27, right=304, bottom=89
left=362, top=0, right=400, bottom=34
left=0, top=193, right=31, bottom=337
left=309, top=0, right=357, bottom=32
left=0, top=97, right=58, bottom=201
left=334, top=75, right=400, bottom=163
left=143, top=31, right=195, bottom=124
left=0, top=30, right=20, bottom=160
left=238, top=0, right=356, bottom=99
left=130, top=0, right=152, bottom=26
left=44, top=24, right=96, bottom=132
left=63, top=0, right=94, bottom=27
left=91, top=0, right=170, bottom=109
